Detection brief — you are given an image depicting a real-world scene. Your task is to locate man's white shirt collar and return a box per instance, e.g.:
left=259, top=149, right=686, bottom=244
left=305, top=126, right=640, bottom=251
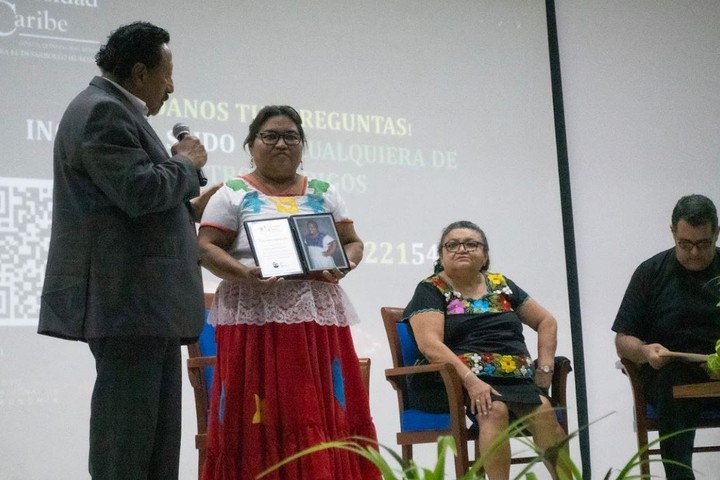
left=101, top=76, right=149, bottom=116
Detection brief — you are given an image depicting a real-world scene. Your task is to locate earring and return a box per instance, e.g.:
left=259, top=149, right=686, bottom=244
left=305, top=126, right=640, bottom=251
left=250, top=157, right=255, bottom=169
left=300, top=161, right=304, bottom=171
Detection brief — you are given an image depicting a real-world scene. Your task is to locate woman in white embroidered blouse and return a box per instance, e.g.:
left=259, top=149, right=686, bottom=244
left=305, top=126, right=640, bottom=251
left=197, top=105, right=379, bottom=480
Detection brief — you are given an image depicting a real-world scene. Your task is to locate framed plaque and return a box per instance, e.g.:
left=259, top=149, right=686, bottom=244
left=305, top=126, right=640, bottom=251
left=244, top=213, right=349, bottom=278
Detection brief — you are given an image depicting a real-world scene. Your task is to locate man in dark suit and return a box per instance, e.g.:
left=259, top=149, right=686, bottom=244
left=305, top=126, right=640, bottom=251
left=38, top=22, right=216, bottom=479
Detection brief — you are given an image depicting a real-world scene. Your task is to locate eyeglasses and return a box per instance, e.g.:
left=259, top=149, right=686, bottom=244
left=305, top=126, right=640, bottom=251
left=676, top=239, right=715, bottom=251
left=443, top=240, right=485, bottom=252
left=256, top=131, right=302, bottom=146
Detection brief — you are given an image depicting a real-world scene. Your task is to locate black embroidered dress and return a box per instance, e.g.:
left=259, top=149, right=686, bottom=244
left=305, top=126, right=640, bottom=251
left=404, top=272, right=545, bottom=412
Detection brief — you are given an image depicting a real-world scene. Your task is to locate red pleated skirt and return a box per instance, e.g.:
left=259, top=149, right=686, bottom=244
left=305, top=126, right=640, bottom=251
left=202, top=321, right=380, bottom=480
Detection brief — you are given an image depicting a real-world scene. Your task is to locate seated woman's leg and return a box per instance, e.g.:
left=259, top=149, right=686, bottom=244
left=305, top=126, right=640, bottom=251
left=514, top=397, right=570, bottom=480
left=476, top=401, right=511, bottom=480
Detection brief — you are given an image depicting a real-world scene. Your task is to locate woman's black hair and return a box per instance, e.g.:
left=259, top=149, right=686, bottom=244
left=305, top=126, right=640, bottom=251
left=243, top=105, right=306, bottom=150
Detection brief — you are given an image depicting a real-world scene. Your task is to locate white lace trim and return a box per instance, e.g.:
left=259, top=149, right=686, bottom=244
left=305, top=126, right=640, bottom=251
left=209, top=279, right=360, bottom=327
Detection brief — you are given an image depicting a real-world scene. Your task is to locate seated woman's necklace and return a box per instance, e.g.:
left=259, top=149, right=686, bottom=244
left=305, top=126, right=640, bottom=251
left=442, top=272, right=487, bottom=298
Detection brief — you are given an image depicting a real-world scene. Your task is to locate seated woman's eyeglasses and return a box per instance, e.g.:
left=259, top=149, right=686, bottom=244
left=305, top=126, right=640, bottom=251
left=443, top=240, right=485, bottom=252
left=256, top=131, right=302, bottom=146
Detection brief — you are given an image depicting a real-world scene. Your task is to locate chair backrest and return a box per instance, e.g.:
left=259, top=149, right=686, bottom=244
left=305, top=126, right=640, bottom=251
left=358, top=357, right=371, bottom=395
left=187, top=293, right=216, bottom=398
left=381, top=305, right=472, bottom=478
left=381, top=306, right=414, bottom=410
left=618, top=358, right=657, bottom=429
left=196, top=320, right=216, bottom=391
left=382, top=306, right=414, bottom=368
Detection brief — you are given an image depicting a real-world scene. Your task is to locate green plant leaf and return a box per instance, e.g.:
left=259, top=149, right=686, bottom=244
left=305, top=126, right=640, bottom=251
left=428, top=435, right=455, bottom=478
left=254, top=411, right=693, bottom=480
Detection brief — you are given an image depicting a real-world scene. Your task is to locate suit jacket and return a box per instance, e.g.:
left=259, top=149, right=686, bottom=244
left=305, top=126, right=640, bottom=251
left=38, top=76, right=205, bottom=343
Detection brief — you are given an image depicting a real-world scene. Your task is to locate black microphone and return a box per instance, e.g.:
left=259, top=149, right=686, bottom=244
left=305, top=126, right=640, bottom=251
left=172, top=123, right=208, bottom=186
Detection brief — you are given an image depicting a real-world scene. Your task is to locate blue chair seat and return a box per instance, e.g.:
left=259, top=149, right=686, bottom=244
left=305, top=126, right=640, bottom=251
left=646, top=402, right=720, bottom=423
left=401, top=409, right=452, bottom=432
left=401, top=395, right=568, bottom=435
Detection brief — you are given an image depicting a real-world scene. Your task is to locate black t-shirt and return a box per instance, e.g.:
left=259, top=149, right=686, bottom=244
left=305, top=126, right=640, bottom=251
left=612, top=248, right=720, bottom=354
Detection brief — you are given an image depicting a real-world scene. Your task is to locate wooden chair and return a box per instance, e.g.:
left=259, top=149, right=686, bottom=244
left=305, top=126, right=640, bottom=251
left=186, top=293, right=372, bottom=480
left=618, top=357, right=720, bottom=478
left=381, top=306, right=572, bottom=478
left=186, top=292, right=217, bottom=480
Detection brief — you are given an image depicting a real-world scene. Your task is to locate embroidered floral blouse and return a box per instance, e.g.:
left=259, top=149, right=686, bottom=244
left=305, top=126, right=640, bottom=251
left=404, top=272, right=533, bottom=378
left=200, top=175, right=351, bottom=266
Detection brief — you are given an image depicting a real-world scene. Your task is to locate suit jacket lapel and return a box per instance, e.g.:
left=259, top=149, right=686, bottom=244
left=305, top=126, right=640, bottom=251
left=138, top=116, right=168, bottom=158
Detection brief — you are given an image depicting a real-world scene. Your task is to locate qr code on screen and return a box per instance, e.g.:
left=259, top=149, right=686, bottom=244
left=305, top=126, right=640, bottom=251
left=0, top=178, right=53, bottom=326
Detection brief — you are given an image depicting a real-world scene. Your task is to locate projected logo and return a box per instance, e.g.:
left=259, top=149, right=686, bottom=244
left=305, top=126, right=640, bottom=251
left=0, top=0, right=15, bottom=37
left=0, top=0, right=100, bottom=62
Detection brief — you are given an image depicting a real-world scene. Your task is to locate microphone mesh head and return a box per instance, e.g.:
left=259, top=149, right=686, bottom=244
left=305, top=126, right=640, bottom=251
left=172, top=123, right=190, bottom=139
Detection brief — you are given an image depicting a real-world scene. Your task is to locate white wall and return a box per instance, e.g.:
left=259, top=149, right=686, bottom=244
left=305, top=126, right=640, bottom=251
left=556, top=0, right=720, bottom=477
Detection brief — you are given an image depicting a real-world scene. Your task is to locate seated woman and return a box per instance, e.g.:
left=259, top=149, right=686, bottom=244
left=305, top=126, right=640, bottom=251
left=404, top=220, right=569, bottom=480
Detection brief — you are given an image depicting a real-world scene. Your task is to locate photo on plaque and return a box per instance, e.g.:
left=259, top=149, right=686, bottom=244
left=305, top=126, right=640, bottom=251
left=291, top=213, right=350, bottom=272
left=244, top=213, right=349, bottom=278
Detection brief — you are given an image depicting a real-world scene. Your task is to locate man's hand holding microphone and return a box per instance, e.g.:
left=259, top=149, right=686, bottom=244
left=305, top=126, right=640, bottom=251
left=172, top=123, right=222, bottom=221
left=172, top=123, right=208, bottom=186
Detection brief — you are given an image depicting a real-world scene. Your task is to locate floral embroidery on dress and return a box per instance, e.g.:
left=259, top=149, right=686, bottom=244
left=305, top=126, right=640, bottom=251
left=302, top=179, right=330, bottom=213
left=500, top=355, right=517, bottom=373
left=447, top=296, right=464, bottom=314
left=487, top=273, right=513, bottom=296
left=226, top=178, right=251, bottom=192
left=308, top=178, right=330, bottom=194
left=270, top=197, right=299, bottom=213
left=241, top=190, right=264, bottom=213
left=424, top=273, right=515, bottom=315
left=331, top=357, right=346, bottom=410
left=302, top=194, right=326, bottom=213
left=458, top=352, right=534, bottom=379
